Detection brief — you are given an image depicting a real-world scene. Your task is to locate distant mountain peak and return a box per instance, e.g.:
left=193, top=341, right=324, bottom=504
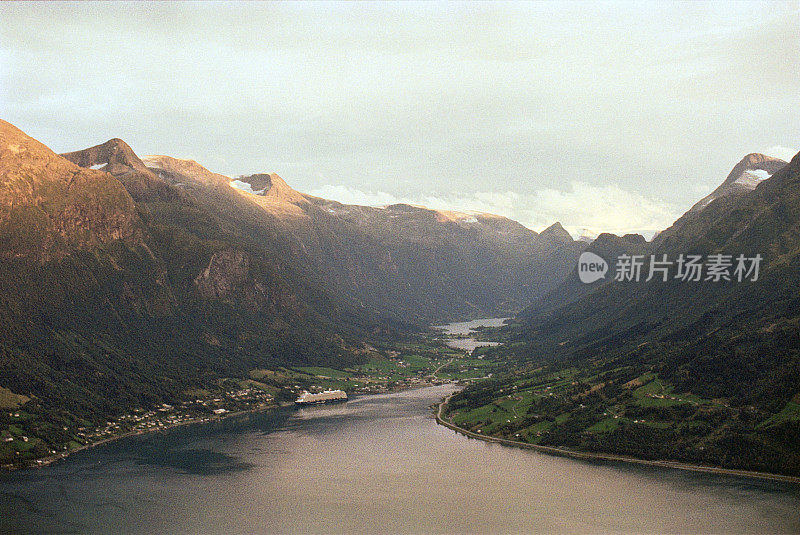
left=685, top=152, right=788, bottom=215
left=60, top=138, right=176, bottom=201
left=233, top=173, right=307, bottom=204
left=621, top=233, right=647, bottom=244
left=542, top=221, right=565, bottom=233
left=539, top=222, right=574, bottom=243
left=721, top=153, right=786, bottom=186
left=61, top=138, right=151, bottom=176
left=571, top=226, right=600, bottom=243
left=141, top=154, right=230, bottom=189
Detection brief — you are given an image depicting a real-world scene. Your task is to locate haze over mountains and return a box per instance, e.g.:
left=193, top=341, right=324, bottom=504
left=0, top=119, right=584, bottom=429
left=2, top=116, right=798, bottom=474
left=457, top=149, right=800, bottom=475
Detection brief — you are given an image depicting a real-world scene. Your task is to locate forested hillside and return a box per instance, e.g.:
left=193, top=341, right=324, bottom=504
left=448, top=152, right=800, bottom=476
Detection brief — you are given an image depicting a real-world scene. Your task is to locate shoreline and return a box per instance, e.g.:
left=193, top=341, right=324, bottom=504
left=2, top=403, right=284, bottom=472
left=3, top=319, right=491, bottom=472
left=435, top=393, right=800, bottom=485
left=3, top=381, right=448, bottom=472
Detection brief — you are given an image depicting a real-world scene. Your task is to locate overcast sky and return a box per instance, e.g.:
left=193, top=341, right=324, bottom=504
left=1, top=1, right=798, bottom=236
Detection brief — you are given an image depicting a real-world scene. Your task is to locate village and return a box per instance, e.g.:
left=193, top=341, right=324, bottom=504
left=2, top=386, right=276, bottom=469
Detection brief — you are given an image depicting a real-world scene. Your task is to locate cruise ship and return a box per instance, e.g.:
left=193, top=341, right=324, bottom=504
left=294, top=389, right=348, bottom=405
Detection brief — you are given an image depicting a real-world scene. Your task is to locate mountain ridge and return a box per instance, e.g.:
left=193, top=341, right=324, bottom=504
left=0, top=120, right=143, bottom=262
left=112, top=141, right=580, bottom=322
left=0, top=121, right=378, bottom=455
left=456, top=147, right=800, bottom=476
left=61, top=138, right=175, bottom=202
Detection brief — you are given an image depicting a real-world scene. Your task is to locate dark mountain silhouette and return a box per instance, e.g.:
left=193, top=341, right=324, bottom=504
left=475, top=149, right=800, bottom=475
left=0, top=120, right=585, bottom=448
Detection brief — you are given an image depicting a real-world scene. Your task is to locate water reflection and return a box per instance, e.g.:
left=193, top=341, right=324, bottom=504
left=135, top=447, right=253, bottom=475
left=0, top=384, right=798, bottom=534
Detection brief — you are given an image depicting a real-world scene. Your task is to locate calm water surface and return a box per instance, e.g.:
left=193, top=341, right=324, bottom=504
left=434, top=317, right=509, bottom=353
left=1, top=384, right=799, bottom=534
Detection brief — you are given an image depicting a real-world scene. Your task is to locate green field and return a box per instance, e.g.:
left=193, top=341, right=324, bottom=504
left=447, top=365, right=742, bottom=451
left=586, top=417, right=621, bottom=433
left=0, top=387, right=29, bottom=409
left=759, top=401, right=800, bottom=428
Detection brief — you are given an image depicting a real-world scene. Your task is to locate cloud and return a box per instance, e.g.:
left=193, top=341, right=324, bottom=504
left=1, top=1, right=798, bottom=230
left=309, top=181, right=679, bottom=239
left=763, top=146, right=798, bottom=163
left=307, top=185, right=405, bottom=207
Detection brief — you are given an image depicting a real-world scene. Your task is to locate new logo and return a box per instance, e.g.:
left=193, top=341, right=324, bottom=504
left=577, top=252, right=608, bottom=284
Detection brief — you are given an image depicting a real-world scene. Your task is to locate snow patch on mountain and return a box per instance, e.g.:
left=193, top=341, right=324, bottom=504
left=735, top=168, right=772, bottom=187
left=746, top=169, right=772, bottom=180
left=569, top=226, right=600, bottom=242
left=230, top=179, right=266, bottom=195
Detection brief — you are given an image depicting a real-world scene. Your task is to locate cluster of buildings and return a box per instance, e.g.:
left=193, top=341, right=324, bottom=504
left=76, top=387, right=275, bottom=444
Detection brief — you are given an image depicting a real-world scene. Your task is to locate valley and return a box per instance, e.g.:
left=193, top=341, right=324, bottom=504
left=1, top=321, right=507, bottom=469
left=436, top=150, right=800, bottom=478
left=0, top=119, right=570, bottom=470
left=1, top=119, right=799, bottom=478
left=2, top=4, right=799, bottom=532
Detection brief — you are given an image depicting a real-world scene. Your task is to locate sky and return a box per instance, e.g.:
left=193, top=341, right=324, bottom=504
left=1, top=1, right=798, bottom=237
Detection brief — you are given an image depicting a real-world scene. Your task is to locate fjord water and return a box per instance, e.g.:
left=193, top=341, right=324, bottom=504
left=1, top=322, right=799, bottom=534
left=434, top=317, right=507, bottom=352
left=2, top=388, right=799, bottom=533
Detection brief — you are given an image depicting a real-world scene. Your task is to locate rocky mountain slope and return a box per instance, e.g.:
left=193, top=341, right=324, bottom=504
left=0, top=121, right=380, bottom=435
left=653, top=153, right=787, bottom=246
left=521, top=231, right=648, bottom=315
left=139, top=152, right=580, bottom=323
left=460, top=151, right=800, bottom=475
left=0, top=119, right=589, bottom=449
left=61, top=138, right=175, bottom=202
left=516, top=150, right=798, bottom=378
left=0, top=123, right=142, bottom=262
left=523, top=153, right=789, bottom=317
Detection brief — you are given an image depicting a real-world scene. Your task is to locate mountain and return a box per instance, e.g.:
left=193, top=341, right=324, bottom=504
left=0, top=121, right=382, bottom=447
left=691, top=153, right=787, bottom=211
left=138, top=153, right=580, bottom=323
left=521, top=231, right=649, bottom=315
left=0, top=118, right=585, bottom=424
left=537, top=222, right=573, bottom=247
left=525, top=154, right=790, bottom=318
left=533, top=149, right=800, bottom=393
left=0, top=123, right=143, bottom=262
left=233, top=172, right=309, bottom=204
left=571, top=226, right=601, bottom=243
left=450, top=150, right=800, bottom=476
left=653, top=153, right=787, bottom=246
left=61, top=139, right=175, bottom=201
left=140, top=154, right=230, bottom=190
left=523, top=150, right=799, bottom=359
left=0, top=119, right=596, bottom=468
